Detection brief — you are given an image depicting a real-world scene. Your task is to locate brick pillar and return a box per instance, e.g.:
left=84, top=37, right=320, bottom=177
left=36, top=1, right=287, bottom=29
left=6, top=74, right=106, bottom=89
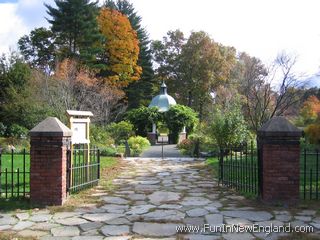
left=257, top=116, right=302, bottom=204
left=29, top=117, right=72, bottom=206
left=147, top=132, right=157, bottom=145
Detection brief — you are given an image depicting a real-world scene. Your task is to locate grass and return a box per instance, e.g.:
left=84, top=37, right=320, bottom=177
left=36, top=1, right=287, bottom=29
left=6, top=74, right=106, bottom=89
left=207, top=155, right=259, bottom=198
left=48, top=156, right=123, bottom=213
left=206, top=156, right=219, bottom=175
left=0, top=232, right=36, bottom=240
left=99, top=156, right=126, bottom=192
left=100, top=156, right=118, bottom=169
left=300, top=151, right=320, bottom=200
left=0, top=152, right=117, bottom=198
left=0, top=152, right=30, bottom=198
left=207, top=149, right=320, bottom=200
left=0, top=156, right=122, bottom=213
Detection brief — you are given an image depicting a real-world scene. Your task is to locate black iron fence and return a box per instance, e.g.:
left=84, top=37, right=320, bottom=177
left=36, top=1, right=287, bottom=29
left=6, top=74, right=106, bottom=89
left=67, top=146, right=100, bottom=194
left=219, top=142, right=259, bottom=196
left=0, top=149, right=30, bottom=199
left=301, top=148, right=320, bottom=200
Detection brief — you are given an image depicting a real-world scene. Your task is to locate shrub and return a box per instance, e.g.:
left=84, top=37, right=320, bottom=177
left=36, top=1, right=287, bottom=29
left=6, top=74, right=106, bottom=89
left=305, top=123, right=320, bottom=145
left=128, top=136, right=150, bottom=156
left=300, top=137, right=319, bottom=151
left=90, top=124, right=114, bottom=146
left=0, top=122, right=6, bottom=136
left=6, top=124, right=28, bottom=138
left=99, top=146, right=117, bottom=156
left=116, top=145, right=126, bottom=154
left=177, top=139, right=194, bottom=155
left=0, top=137, right=30, bottom=153
left=107, top=121, right=134, bottom=145
left=208, top=105, right=249, bottom=149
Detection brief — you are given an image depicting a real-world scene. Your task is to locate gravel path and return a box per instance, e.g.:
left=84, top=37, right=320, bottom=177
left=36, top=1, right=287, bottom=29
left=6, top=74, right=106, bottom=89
left=140, top=144, right=183, bottom=158
left=0, top=158, right=319, bottom=239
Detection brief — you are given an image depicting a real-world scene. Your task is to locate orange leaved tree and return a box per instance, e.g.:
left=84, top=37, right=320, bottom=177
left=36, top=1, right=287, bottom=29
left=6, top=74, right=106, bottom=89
left=300, top=95, right=320, bottom=124
left=301, top=95, right=320, bottom=144
left=97, top=8, right=142, bottom=88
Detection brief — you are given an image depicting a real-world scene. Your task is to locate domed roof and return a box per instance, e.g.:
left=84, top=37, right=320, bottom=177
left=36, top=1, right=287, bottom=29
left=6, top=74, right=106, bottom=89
left=148, top=82, right=176, bottom=112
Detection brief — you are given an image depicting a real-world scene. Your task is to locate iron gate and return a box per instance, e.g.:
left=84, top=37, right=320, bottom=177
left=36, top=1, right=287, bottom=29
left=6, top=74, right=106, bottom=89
left=66, top=146, right=100, bottom=194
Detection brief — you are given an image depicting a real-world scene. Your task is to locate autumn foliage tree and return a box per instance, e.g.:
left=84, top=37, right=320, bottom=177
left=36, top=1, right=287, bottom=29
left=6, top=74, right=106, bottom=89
left=104, top=0, right=156, bottom=109
left=51, top=59, right=125, bottom=123
left=300, top=95, right=320, bottom=124
left=301, top=95, right=320, bottom=144
left=97, top=8, right=141, bottom=88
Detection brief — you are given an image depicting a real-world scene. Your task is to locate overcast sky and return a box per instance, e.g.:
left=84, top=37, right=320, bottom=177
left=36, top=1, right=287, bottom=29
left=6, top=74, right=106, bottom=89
left=1, top=0, right=320, bottom=84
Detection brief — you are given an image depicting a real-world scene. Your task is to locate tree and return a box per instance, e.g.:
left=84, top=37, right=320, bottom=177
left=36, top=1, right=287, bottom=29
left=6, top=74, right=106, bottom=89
left=152, top=30, right=236, bottom=119
left=97, top=8, right=142, bottom=88
left=208, top=102, right=249, bottom=150
left=0, top=53, right=51, bottom=131
left=240, top=52, right=304, bottom=132
left=45, top=0, right=103, bottom=65
left=230, top=52, right=268, bottom=96
left=104, top=0, right=155, bottom=108
left=180, top=31, right=236, bottom=119
left=151, top=30, right=185, bottom=91
left=50, top=58, right=126, bottom=123
left=302, top=87, right=320, bottom=101
left=305, top=123, right=320, bottom=145
left=18, top=27, right=55, bottom=73
left=300, top=95, right=320, bottom=125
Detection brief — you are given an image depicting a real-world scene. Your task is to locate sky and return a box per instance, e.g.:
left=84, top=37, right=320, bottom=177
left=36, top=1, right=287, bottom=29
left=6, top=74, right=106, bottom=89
left=0, top=0, right=320, bottom=86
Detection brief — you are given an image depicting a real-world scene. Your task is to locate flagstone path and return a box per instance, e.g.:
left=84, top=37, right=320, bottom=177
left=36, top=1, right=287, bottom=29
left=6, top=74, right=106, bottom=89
left=0, top=157, right=319, bottom=239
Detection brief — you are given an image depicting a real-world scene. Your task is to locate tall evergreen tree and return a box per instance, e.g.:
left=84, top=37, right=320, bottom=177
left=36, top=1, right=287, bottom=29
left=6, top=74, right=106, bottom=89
left=104, top=0, right=155, bottom=109
left=45, top=0, right=103, bottom=66
left=18, top=27, right=56, bottom=73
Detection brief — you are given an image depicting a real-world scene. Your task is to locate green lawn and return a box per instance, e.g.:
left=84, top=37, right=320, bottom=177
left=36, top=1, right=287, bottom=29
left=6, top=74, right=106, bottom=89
left=100, top=156, right=118, bottom=169
left=206, top=157, right=219, bottom=175
left=207, top=153, right=259, bottom=197
left=1, top=152, right=30, bottom=170
left=300, top=151, right=320, bottom=199
left=0, top=155, right=120, bottom=212
left=0, top=152, right=30, bottom=198
left=0, top=150, right=118, bottom=198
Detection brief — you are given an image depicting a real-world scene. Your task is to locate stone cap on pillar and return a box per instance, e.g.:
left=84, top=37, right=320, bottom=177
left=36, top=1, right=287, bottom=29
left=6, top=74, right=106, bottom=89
left=258, top=116, right=302, bottom=138
left=29, top=117, right=72, bottom=137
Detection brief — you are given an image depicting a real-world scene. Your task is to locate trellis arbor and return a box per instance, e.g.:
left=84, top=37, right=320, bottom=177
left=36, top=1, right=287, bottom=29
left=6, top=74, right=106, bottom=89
left=126, top=82, right=198, bottom=145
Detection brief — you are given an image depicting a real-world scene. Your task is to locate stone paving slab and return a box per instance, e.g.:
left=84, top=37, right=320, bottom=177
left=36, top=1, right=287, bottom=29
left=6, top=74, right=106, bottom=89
left=0, top=157, right=318, bottom=239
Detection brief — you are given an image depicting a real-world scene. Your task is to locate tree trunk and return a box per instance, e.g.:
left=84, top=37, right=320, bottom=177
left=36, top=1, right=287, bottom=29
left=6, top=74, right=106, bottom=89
left=188, top=90, right=192, bottom=107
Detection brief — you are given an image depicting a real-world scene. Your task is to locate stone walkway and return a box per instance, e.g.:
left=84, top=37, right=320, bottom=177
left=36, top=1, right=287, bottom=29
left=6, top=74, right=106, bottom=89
left=0, top=158, right=320, bottom=239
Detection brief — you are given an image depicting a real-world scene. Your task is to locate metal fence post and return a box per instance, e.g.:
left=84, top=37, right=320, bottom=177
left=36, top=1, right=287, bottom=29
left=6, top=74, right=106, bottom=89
left=219, top=149, right=223, bottom=184
left=161, top=136, right=164, bottom=159
left=0, top=147, right=2, bottom=197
